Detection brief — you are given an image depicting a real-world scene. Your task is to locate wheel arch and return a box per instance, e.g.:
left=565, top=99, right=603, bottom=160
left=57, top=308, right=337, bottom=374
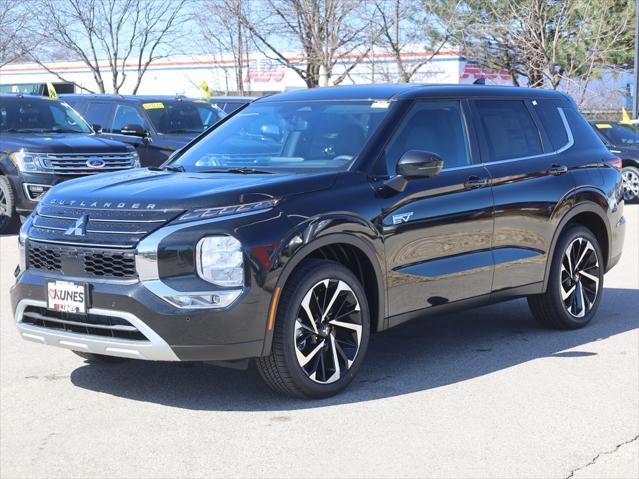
left=261, top=230, right=386, bottom=357
left=544, top=198, right=612, bottom=290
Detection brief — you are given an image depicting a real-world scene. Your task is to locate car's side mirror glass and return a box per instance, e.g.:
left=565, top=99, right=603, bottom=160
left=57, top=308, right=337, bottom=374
left=397, top=150, right=444, bottom=178
left=120, top=123, right=146, bottom=137
left=261, top=124, right=281, bottom=140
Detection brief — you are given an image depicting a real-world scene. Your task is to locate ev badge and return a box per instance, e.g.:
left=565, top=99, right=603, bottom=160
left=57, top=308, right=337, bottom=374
left=392, top=212, right=414, bottom=225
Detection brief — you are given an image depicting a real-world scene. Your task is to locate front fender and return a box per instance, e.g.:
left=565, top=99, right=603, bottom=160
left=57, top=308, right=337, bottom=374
left=260, top=213, right=386, bottom=356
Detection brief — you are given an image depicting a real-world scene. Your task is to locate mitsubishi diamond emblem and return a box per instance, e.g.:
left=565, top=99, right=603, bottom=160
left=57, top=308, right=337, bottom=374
left=64, top=215, right=88, bottom=236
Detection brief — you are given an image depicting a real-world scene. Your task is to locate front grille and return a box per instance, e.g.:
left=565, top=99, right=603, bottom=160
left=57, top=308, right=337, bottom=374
left=28, top=204, right=181, bottom=248
left=21, top=306, right=147, bottom=341
left=28, top=242, right=136, bottom=279
left=40, top=153, right=137, bottom=175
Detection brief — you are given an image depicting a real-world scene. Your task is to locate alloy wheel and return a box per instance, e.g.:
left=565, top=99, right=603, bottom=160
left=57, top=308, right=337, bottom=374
left=560, top=237, right=600, bottom=318
left=0, top=187, right=6, bottom=217
left=622, top=169, right=639, bottom=201
left=294, top=279, right=362, bottom=384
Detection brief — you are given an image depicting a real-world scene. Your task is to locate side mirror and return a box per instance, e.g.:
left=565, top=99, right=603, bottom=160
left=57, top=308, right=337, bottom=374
left=92, top=124, right=102, bottom=133
left=397, top=150, right=444, bottom=178
left=260, top=124, right=281, bottom=140
left=120, top=123, right=146, bottom=137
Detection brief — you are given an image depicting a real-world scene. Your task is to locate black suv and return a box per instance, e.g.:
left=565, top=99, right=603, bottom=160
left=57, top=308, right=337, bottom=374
left=11, top=85, right=625, bottom=398
left=62, top=95, right=226, bottom=167
left=590, top=121, right=639, bottom=202
left=0, top=94, right=140, bottom=233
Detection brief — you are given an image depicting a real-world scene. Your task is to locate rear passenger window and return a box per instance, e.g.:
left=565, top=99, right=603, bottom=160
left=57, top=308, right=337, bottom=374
left=476, top=100, right=542, bottom=161
left=532, top=101, right=569, bottom=150
left=377, top=100, right=470, bottom=176
left=111, top=104, right=146, bottom=134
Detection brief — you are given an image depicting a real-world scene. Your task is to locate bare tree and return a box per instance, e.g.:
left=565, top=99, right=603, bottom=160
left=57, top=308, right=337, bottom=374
left=198, top=0, right=251, bottom=95
left=372, top=0, right=466, bottom=83
left=239, top=0, right=376, bottom=88
left=28, top=0, right=191, bottom=94
left=0, top=2, right=36, bottom=67
left=463, top=0, right=634, bottom=97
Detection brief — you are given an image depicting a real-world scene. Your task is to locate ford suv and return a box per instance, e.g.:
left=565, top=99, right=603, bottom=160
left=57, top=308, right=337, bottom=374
left=0, top=94, right=140, bottom=233
left=11, top=85, right=625, bottom=398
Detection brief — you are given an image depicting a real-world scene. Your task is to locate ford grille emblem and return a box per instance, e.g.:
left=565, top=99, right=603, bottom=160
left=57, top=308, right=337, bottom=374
left=86, top=158, right=106, bottom=168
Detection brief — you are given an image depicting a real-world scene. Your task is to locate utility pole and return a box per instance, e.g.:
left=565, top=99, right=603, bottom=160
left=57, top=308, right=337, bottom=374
left=634, top=0, right=639, bottom=118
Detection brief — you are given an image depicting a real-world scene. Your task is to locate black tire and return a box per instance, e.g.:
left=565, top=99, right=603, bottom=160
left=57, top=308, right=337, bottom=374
left=0, top=176, right=16, bottom=234
left=72, top=351, right=128, bottom=363
left=528, top=225, right=604, bottom=329
left=621, top=166, right=639, bottom=203
left=257, top=259, right=371, bottom=399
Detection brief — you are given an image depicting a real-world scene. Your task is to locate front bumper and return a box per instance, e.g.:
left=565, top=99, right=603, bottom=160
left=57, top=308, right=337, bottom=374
left=10, top=269, right=269, bottom=362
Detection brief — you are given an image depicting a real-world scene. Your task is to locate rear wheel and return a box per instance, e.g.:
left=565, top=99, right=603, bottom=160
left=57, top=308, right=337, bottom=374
left=257, top=259, right=370, bottom=399
left=528, top=225, right=604, bottom=329
left=621, top=166, right=639, bottom=203
left=0, top=176, right=15, bottom=234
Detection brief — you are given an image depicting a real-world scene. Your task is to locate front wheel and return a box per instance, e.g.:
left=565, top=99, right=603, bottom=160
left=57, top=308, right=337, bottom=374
left=621, top=166, right=639, bottom=203
left=257, top=259, right=370, bottom=399
left=528, top=225, right=604, bottom=329
left=0, top=176, right=16, bottom=234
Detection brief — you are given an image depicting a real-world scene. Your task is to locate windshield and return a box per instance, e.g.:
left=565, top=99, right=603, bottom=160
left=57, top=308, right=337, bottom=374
left=0, top=98, right=92, bottom=133
left=143, top=100, right=226, bottom=134
left=595, top=122, right=639, bottom=146
left=172, top=100, right=393, bottom=172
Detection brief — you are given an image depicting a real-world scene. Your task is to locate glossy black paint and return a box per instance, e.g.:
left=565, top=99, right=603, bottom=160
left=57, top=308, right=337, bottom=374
left=11, top=85, right=625, bottom=362
left=61, top=94, right=226, bottom=167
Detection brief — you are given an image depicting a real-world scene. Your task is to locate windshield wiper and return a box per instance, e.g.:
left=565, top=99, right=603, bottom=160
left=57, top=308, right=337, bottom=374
left=199, top=167, right=274, bottom=174
left=164, top=129, right=202, bottom=134
left=162, top=165, right=185, bottom=172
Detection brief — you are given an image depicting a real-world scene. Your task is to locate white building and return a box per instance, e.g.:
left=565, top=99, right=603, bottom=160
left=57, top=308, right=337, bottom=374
left=0, top=51, right=632, bottom=111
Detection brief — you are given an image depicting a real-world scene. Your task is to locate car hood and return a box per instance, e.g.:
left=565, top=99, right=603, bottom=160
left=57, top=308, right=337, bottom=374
left=1, top=132, right=132, bottom=153
left=42, top=167, right=339, bottom=210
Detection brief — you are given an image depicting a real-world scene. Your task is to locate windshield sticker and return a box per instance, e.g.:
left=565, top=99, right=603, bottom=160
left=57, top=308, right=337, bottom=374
left=143, top=102, right=165, bottom=110
left=371, top=101, right=390, bottom=109
left=596, top=123, right=612, bottom=129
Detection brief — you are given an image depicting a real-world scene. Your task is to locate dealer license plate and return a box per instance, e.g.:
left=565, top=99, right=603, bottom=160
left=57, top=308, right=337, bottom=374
left=47, top=281, right=87, bottom=314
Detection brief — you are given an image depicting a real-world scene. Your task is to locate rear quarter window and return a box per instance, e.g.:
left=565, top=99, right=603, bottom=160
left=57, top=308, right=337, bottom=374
left=531, top=100, right=570, bottom=151
left=563, top=108, right=606, bottom=150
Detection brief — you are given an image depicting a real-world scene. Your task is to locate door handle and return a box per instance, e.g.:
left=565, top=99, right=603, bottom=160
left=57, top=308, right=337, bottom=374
left=549, top=164, right=568, bottom=176
left=464, top=176, right=489, bottom=189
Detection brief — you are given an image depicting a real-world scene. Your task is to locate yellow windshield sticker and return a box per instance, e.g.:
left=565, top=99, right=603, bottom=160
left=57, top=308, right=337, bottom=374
left=143, top=102, right=164, bottom=110
left=596, top=123, right=612, bottom=129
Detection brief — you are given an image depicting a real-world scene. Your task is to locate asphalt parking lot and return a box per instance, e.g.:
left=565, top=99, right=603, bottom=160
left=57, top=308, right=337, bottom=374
left=1, top=206, right=637, bottom=479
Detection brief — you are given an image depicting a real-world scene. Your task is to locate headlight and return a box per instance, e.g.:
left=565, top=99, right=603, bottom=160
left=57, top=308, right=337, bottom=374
left=196, top=236, right=244, bottom=287
left=9, top=152, right=45, bottom=173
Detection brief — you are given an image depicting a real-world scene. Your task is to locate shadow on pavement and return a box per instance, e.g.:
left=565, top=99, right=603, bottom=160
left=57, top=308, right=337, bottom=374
left=70, top=287, right=639, bottom=411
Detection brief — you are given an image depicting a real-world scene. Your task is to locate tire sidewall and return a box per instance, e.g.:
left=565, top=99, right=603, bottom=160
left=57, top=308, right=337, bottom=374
left=278, top=261, right=371, bottom=398
left=547, top=226, right=604, bottom=328
left=0, top=176, right=15, bottom=233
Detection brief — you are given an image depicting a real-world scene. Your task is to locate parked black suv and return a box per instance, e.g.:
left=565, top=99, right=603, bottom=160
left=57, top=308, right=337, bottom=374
left=12, top=85, right=625, bottom=398
left=0, top=94, right=140, bottom=233
left=62, top=95, right=226, bottom=167
left=590, top=121, right=639, bottom=202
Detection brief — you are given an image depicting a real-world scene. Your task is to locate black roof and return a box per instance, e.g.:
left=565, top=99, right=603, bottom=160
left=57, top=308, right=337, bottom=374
left=60, top=94, right=206, bottom=103
left=258, top=84, right=571, bottom=102
left=0, top=93, right=54, bottom=101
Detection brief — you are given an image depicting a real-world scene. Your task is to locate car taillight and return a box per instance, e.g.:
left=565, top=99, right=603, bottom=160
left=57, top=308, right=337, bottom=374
left=607, top=156, right=622, bottom=172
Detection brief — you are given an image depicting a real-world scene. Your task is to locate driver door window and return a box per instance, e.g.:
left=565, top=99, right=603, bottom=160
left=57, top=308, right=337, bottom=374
left=377, top=100, right=471, bottom=176
left=110, top=104, right=146, bottom=134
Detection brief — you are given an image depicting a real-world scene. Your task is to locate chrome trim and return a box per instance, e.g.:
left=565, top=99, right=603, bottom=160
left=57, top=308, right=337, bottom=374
left=15, top=299, right=179, bottom=361
left=26, top=269, right=138, bottom=285
left=23, top=237, right=136, bottom=249
left=142, top=280, right=243, bottom=310
left=37, top=212, right=166, bottom=224
left=23, top=311, right=138, bottom=332
left=23, top=183, right=52, bottom=202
